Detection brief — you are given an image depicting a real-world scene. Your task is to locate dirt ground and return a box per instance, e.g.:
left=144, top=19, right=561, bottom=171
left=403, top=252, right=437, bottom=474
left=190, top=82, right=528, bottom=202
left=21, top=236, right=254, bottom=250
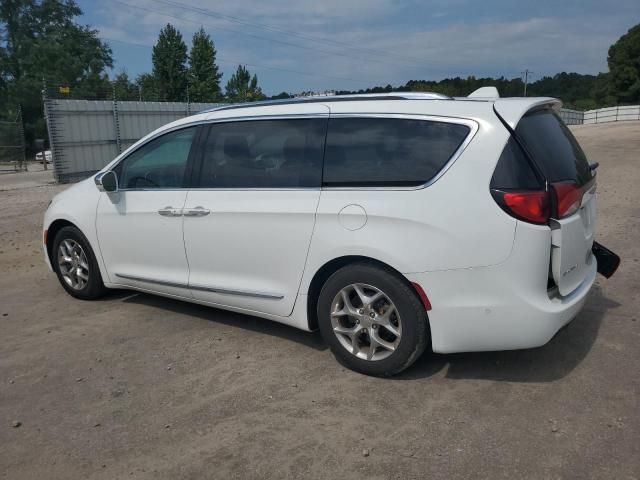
left=1, top=123, right=639, bottom=479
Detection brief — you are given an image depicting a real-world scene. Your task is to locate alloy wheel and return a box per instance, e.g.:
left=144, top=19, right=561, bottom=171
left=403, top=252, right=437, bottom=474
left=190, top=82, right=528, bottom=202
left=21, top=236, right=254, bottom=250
left=57, top=239, right=90, bottom=290
left=330, top=283, right=402, bottom=361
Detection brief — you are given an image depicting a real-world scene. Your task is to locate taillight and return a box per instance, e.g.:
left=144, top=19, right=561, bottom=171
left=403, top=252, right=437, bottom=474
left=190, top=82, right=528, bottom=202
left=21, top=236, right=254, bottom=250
left=492, top=189, right=550, bottom=224
left=551, top=181, right=583, bottom=218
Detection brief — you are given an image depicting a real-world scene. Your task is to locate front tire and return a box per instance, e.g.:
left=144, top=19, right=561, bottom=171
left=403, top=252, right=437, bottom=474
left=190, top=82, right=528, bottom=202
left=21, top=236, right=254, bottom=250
left=317, top=262, right=429, bottom=376
left=52, top=226, right=107, bottom=300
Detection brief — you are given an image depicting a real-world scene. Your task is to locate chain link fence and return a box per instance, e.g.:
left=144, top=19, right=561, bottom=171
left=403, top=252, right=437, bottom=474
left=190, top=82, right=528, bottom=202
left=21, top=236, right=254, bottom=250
left=0, top=109, right=27, bottom=173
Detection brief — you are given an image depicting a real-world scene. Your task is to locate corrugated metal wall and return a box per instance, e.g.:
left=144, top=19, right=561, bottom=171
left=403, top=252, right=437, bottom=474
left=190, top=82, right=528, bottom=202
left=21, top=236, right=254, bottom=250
left=44, top=99, right=220, bottom=183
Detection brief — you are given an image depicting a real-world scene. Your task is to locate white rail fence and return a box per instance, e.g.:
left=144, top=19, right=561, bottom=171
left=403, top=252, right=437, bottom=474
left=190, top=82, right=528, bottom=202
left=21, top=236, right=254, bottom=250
left=559, top=105, right=640, bottom=126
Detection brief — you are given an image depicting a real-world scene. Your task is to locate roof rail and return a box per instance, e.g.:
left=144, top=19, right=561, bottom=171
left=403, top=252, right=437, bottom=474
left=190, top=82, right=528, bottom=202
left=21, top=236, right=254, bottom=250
left=200, top=92, right=453, bottom=113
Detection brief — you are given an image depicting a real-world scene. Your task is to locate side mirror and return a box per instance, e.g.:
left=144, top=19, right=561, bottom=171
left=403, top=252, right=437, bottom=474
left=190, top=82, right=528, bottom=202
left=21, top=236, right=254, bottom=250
left=95, top=171, right=118, bottom=192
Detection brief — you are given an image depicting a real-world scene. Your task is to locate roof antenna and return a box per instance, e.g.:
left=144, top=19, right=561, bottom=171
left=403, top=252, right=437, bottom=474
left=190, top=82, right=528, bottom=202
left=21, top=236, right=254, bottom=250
left=468, top=87, right=500, bottom=99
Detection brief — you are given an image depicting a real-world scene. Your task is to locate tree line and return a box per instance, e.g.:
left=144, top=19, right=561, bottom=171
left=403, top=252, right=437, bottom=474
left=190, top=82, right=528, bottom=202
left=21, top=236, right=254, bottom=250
left=114, top=23, right=264, bottom=104
left=1, top=0, right=639, bottom=154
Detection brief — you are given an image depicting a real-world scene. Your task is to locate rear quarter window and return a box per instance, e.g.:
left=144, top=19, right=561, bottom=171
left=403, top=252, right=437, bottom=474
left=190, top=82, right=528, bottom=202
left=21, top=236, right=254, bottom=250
left=323, top=117, right=470, bottom=187
left=515, top=109, right=593, bottom=186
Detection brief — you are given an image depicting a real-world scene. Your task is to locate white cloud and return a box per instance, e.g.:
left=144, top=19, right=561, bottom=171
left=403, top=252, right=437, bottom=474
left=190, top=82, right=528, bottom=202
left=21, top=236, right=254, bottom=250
left=93, top=0, right=632, bottom=94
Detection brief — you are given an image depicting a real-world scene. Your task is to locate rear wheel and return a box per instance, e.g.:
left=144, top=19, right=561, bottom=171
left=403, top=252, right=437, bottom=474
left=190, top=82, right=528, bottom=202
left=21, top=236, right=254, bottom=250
left=52, top=226, right=107, bottom=300
left=317, top=262, right=429, bottom=376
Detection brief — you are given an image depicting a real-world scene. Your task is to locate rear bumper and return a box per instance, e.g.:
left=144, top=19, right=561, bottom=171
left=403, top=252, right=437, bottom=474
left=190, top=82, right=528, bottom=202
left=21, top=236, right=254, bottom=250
left=406, top=223, right=597, bottom=354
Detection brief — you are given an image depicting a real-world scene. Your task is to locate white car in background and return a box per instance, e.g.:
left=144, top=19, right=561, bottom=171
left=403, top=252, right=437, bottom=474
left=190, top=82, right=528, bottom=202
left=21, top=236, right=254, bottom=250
left=42, top=88, right=619, bottom=376
left=36, top=150, right=52, bottom=163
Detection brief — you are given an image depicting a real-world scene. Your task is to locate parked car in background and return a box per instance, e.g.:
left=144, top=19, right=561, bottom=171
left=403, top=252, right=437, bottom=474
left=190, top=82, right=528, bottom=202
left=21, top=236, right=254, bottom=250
left=36, top=150, right=52, bottom=163
left=42, top=88, right=619, bottom=376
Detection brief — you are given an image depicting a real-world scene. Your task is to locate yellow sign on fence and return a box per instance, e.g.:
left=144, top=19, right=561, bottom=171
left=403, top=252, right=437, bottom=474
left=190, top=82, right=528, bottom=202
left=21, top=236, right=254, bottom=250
left=58, top=86, right=70, bottom=94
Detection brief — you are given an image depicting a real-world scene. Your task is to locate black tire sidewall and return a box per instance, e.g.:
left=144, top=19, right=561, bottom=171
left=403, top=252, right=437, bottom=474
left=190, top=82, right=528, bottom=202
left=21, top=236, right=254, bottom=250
left=317, top=263, right=428, bottom=376
left=52, top=226, right=106, bottom=300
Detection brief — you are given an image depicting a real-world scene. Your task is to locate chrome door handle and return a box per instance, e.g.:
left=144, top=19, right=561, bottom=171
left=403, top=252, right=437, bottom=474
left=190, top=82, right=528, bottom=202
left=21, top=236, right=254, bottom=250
left=183, top=206, right=210, bottom=217
left=158, top=206, right=183, bottom=217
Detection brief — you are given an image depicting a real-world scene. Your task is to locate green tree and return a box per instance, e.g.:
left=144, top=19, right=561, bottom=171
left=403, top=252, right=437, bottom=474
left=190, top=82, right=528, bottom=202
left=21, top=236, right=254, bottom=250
left=0, top=0, right=112, bottom=150
left=136, top=73, right=159, bottom=101
left=225, top=65, right=265, bottom=102
left=607, top=23, right=640, bottom=104
left=188, top=27, right=222, bottom=102
left=152, top=23, right=188, bottom=101
left=112, top=71, right=139, bottom=101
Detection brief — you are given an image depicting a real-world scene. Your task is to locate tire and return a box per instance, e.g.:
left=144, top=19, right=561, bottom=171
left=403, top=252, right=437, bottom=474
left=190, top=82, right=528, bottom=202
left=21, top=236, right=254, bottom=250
left=317, top=262, right=429, bottom=376
left=52, top=226, right=108, bottom=300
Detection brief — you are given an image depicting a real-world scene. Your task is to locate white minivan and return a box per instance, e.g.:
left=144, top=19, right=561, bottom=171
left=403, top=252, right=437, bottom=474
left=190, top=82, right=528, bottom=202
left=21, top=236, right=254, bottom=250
left=43, top=89, right=619, bottom=376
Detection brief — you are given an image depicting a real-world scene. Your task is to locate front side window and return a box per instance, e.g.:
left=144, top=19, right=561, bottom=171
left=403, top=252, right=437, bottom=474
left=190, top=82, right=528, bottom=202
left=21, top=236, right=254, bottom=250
left=115, top=127, right=197, bottom=189
left=197, top=118, right=326, bottom=188
left=323, top=117, right=470, bottom=187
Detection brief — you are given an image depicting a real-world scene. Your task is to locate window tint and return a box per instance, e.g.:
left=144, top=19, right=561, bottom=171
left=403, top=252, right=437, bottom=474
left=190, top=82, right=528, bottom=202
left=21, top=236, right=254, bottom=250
left=515, top=109, right=593, bottom=186
left=323, top=118, right=470, bottom=187
left=197, top=119, right=326, bottom=188
left=490, top=136, right=541, bottom=190
left=116, top=127, right=196, bottom=189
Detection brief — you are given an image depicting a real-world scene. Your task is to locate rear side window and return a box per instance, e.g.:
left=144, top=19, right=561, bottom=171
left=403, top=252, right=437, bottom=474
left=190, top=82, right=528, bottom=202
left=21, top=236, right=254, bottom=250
left=323, top=117, right=470, bottom=187
left=515, top=109, right=593, bottom=186
left=490, top=137, right=541, bottom=190
left=197, top=119, right=326, bottom=188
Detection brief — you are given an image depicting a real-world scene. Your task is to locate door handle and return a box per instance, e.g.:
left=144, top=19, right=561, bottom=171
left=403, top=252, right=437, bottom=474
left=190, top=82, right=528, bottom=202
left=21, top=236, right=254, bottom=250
left=158, top=206, right=183, bottom=217
left=183, top=206, right=210, bottom=217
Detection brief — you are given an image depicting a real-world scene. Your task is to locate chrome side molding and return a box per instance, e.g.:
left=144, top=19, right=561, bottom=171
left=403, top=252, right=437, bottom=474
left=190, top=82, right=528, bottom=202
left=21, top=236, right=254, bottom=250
left=114, top=273, right=283, bottom=300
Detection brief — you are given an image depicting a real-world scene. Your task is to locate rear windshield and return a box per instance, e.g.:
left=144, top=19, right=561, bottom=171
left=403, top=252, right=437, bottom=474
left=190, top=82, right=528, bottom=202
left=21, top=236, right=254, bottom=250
left=515, top=109, right=593, bottom=186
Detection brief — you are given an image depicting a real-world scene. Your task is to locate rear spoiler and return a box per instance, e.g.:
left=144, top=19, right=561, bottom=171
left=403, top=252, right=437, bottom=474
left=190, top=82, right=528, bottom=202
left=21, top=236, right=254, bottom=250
left=494, top=97, right=562, bottom=130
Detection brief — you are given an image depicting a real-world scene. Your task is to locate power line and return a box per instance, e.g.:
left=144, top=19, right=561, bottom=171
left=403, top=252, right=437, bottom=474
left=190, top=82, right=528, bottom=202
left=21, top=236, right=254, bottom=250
left=152, top=0, right=432, bottom=65
left=112, top=0, right=407, bottom=72
left=102, top=37, right=369, bottom=85
left=113, top=0, right=483, bottom=75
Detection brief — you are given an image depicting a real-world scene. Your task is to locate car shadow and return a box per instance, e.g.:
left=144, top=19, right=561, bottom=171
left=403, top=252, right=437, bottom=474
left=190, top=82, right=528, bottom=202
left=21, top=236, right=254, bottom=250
left=115, top=290, right=328, bottom=351
left=396, top=285, right=620, bottom=382
left=104, top=284, right=617, bottom=381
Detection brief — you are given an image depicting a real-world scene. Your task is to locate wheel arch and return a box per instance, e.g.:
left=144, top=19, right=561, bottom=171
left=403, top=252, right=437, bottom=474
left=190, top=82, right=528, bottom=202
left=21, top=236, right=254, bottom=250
left=46, top=219, right=78, bottom=265
left=305, top=255, right=431, bottom=333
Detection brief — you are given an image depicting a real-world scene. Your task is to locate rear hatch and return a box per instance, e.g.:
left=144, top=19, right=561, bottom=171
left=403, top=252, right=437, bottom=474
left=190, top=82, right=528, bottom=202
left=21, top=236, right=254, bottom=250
left=512, top=108, right=597, bottom=296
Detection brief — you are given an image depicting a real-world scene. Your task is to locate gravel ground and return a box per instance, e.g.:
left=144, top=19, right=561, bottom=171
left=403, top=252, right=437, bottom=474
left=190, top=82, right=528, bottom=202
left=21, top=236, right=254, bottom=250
left=1, top=122, right=639, bottom=479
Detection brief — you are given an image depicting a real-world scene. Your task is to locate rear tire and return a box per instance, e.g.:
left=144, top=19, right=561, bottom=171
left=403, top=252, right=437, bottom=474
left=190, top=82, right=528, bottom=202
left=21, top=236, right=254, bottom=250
left=317, top=262, right=429, bottom=376
left=52, top=226, right=108, bottom=300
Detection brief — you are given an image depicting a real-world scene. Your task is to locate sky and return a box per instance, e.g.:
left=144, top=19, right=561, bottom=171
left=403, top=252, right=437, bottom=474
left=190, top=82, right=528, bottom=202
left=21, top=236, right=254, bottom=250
left=77, top=0, right=640, bottom=96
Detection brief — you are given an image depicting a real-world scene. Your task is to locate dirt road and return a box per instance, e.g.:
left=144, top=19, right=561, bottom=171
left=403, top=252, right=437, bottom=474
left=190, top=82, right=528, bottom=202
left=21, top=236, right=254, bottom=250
left=1, top=123, right=639, bottom=479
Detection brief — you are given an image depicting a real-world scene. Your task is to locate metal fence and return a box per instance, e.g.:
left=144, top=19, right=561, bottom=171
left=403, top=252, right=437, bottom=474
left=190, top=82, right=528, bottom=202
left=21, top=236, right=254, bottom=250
left=44, top=98, right=222, bottom=183
left=0, top=109, right=27, bottom=172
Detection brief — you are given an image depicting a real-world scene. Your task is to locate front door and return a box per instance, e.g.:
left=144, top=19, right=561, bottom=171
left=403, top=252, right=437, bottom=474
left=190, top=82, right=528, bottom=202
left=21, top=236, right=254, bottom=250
left=183, top=113, right=328, bottom=316
left=96, top=126, right=199, bottom=297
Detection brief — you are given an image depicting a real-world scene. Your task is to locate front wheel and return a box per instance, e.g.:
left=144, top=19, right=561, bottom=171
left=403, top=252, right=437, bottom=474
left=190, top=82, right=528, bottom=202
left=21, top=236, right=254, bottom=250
left=52, top=226, right=107, bottom=300
left=317, top=262, right=429, bottom=376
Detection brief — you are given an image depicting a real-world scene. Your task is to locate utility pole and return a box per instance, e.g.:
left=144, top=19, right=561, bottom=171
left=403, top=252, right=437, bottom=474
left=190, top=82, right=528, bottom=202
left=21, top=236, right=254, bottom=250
left=521, top=69, right=533, bottom=96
